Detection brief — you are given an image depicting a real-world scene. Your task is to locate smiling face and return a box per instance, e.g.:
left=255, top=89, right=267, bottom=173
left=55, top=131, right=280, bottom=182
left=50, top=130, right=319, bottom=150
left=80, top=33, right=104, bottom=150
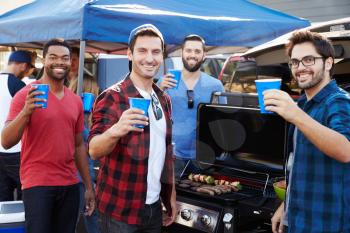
left=43, top=45, right=71, bottom=81
left=290, top=42, right=332, bottom=91
left=182, top=40, right=205, bottom=72
left=128, top=35, right=163, bottom=80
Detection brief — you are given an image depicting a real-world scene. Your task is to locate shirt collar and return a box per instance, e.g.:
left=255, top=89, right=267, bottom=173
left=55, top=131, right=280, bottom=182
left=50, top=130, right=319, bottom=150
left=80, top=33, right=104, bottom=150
left=299, top=79, right=338, bottom=104
left=123, top=73, right=166, bottom=99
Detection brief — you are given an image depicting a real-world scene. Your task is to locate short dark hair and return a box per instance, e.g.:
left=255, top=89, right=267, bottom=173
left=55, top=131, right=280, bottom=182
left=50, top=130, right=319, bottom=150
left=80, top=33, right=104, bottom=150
left=43, top=38, right=71, bottom=58
left=181, top=34, right=206, bottom=51
left=286, top=30, right=335, bottom=74
left=129, top=29, right=164, bottom=53
left=71, top=47, right=80, bottom=57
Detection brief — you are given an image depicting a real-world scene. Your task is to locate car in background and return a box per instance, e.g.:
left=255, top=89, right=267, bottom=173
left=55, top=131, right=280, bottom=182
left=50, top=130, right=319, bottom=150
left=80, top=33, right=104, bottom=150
left=218, top=17, right=350, bottom=100
left=200, top=54, right=228, bottom=79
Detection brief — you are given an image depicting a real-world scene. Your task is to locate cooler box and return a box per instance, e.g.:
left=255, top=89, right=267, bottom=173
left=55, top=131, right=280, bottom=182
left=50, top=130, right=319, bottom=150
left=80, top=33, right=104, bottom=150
left=0, top=201, right=25, bottom=233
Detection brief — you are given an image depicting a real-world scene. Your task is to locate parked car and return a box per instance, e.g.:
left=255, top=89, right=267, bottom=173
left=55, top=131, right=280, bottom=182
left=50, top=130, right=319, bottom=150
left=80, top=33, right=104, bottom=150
left=219, top=17, right=350, bottom=99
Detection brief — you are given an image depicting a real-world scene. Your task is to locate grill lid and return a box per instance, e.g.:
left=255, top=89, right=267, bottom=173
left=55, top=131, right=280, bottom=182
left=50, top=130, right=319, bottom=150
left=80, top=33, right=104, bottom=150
left=196, top=104, right=288, bottom=176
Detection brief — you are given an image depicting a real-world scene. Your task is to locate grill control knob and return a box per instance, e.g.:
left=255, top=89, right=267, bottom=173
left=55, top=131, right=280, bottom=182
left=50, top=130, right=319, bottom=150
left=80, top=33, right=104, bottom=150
left=200, top=214, right=211, bottom=226
left=180, top=209, right=192, bottom=221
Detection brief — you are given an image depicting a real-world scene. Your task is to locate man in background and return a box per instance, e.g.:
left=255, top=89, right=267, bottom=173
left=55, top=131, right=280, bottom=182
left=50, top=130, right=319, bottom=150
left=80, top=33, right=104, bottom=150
left=158, top=34, right=225, bottom=179
left=0, top=50, right=34, bottom=201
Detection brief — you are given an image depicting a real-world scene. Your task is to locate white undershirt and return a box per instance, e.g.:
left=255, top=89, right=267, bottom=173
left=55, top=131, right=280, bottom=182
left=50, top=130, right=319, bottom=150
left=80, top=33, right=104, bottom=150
left=136, top=87, right=166, bottom=204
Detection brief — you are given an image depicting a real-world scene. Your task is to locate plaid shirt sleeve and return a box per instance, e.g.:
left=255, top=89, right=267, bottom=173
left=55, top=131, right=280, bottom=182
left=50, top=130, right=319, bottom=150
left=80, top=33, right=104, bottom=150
left=326, top=93, right=350, bottom=141
left=88, top=89, right=121, bottom=143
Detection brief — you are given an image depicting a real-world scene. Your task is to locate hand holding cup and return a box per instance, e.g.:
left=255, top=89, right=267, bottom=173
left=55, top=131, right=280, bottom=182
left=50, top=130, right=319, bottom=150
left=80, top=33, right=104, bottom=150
left=22, top=85, right=48, bottom=117
left=255, top=79, right=281, bottom=114
left=108, top=108, right=149, bottom=139
left=31, top=84, right=49, bottom=109
left=159, top=69, right=181, bottom=90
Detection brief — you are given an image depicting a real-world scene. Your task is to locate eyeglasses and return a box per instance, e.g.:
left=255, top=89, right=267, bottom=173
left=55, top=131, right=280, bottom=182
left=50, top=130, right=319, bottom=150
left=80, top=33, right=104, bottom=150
left=288, top=55, right=324, bottom=69
left=187, top=90, right=194, bottom=109
left=151, top=93, right=163, bottom=120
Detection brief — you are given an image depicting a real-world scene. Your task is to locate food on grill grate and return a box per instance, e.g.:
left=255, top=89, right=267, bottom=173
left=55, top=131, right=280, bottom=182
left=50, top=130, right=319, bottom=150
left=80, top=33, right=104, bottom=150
left=179, top=179, right=192, bottom=185
left=179, top=179, right=202, bottom=187
left=188, top=173, right=215, bottom=185
left=179, top=173, right=243, bottom=196
left=178, top=183, right=191, bottom=188
left=195, top=187, right=215, bottom=196
left=188, top=173, right=242, bottom=190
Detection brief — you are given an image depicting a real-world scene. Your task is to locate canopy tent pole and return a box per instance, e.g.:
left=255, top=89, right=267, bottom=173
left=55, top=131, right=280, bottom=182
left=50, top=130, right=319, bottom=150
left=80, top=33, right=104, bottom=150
left=77, top=40, right=86, bottom=95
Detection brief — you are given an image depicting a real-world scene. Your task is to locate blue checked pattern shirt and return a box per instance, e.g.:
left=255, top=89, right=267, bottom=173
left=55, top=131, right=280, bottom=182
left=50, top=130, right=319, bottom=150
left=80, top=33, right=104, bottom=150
left=288, top=80, right=350, bottom=233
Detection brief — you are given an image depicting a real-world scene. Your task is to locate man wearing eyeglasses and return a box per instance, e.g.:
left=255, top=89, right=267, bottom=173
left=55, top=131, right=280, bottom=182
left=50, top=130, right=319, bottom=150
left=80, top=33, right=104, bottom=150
left=158, top=34, right=225, bottom=179
left=88, top=24, right=176, bottom=233
left=266, top=31, right=350, bottom=233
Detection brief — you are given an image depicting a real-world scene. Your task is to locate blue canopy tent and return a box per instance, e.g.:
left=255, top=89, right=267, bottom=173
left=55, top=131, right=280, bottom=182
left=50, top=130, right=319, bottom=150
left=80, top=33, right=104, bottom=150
left=0, top=0, right=310, bottom=50
left=83, top=0, right=310, bottom=49
left=0, top=0, right=310, bottom=92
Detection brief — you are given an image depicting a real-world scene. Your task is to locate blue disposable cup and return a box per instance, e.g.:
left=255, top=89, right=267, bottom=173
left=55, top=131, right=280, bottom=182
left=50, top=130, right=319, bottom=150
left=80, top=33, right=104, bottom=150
left=82, top=93, right=95, bottom=113
left=168, top=69, right=181, bottom=89
left=129, top=97, right=151, bottom=128
left=32, top=84, right=49, bottom=109
left=255, top=79, right=281, bottom=114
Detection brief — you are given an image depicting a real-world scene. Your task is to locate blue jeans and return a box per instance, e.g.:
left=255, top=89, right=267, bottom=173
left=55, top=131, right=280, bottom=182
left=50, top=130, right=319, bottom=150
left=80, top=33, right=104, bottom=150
left=78, top=182, right=100, bottom=233
left=22, top=184, right=80, bottom=233
left=99, top=200, right=162, bottom=233
left=0, top=152, right=21, bottom=201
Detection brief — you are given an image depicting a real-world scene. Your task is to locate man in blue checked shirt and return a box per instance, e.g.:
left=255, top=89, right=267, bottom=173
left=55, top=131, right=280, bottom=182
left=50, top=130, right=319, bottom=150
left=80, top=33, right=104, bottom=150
left=265, top=30, right=350, bottom=233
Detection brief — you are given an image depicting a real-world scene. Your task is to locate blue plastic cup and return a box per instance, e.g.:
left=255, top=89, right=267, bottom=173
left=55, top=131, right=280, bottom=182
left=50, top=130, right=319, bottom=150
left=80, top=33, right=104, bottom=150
left=168, top=69, right=181, bottom=89
left=82, top=93, right=95, bottom=113
left=31, top=84, right=49, bottom=109
left=129, top=97, right=151, bottom=128
left=255, top=79, right=281, bottom=114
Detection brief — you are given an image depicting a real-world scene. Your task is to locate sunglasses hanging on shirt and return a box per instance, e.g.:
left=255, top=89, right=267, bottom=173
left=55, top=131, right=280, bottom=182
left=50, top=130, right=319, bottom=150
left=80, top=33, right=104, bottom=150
left=187, top=90, right=194, bottom=109
left=151, top=93, right=163, bottom=120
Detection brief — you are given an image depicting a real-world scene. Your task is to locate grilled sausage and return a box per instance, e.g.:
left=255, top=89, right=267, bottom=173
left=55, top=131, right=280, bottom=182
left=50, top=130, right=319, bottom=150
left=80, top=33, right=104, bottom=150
left=215, top=185, right=231, bottom=193
left=190, top=181, right=202, bottom=187
left=201, top=185, right=222, bottom=195
left=196, top=187, right=215, bottom=196
left=178, top=183, right=191, bottom=188
left=180, top=179, right=192, bottom=184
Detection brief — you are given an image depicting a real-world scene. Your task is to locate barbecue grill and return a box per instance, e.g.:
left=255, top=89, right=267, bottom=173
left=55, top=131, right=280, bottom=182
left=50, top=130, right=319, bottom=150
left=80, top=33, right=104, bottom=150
left=165, top=98, right=288, bottom=233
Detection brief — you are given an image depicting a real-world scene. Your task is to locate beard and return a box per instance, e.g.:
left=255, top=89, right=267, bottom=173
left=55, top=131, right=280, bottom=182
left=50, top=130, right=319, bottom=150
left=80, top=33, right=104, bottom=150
left=45, top=65, right=70, bottom=81
left=296, top=65, right=325, bottom=90
left=182, top=57, right=204, bottom=72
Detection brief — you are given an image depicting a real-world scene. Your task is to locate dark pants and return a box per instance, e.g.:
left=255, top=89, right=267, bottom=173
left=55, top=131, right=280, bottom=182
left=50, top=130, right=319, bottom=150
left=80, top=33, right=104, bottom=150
left=0, top=152, right=21, bottom=201
left=99, top=200, right=162, bottom=233
left=22, top=184, right=80, bottom=233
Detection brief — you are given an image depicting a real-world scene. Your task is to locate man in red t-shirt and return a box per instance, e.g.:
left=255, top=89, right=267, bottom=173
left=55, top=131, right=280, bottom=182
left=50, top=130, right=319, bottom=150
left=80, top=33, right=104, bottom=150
left=1, top=39, right=95, bottom=233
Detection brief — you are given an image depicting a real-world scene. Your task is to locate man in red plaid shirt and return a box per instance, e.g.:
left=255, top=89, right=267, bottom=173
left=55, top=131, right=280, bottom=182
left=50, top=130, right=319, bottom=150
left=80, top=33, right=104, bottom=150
left=88, top=24, right=176, bottom=233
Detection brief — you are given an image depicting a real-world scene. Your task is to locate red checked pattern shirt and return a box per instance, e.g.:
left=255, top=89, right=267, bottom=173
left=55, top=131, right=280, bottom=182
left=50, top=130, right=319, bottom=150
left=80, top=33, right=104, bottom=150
left=88, top=75, right=174, bottom=224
